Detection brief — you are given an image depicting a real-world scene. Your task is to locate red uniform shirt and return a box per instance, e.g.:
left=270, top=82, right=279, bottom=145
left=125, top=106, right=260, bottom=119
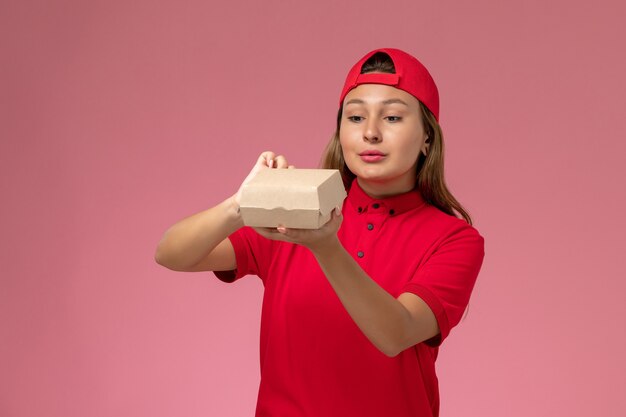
left=215, top=179, right=485, bottom=417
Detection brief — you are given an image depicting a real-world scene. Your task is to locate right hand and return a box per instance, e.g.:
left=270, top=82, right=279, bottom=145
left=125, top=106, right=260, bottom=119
left=233, top=151, right=295, bottom=206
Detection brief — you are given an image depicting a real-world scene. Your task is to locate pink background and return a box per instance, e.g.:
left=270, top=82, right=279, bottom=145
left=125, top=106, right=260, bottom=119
left=2, top=0, right=625, bottom=416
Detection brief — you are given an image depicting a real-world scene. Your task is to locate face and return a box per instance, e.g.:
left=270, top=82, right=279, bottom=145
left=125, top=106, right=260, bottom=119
left=339, top=83, right=429, bottom=198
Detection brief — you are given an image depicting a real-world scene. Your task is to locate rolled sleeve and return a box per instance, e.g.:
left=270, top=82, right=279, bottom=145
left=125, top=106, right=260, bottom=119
left=213, top=226, right=270, bottom=283
left=401, top=225, right=485, bottom=347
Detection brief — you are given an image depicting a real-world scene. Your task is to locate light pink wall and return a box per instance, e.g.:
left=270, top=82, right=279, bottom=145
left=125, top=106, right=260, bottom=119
left=2, top=0, right=625, bottom=416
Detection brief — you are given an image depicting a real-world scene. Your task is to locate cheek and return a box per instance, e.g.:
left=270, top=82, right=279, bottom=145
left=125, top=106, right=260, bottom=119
left=389, top=135, right=422, bottom=167
left=339, top=121, right=362, bottom=145
left=337, top=132, right=349, bottom=160
left=402, top=140, right=422, bottom=160
left=338, top=130, right=351, bottom=151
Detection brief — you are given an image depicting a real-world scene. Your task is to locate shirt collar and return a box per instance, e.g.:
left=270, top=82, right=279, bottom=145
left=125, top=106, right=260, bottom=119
left=346, top=178, right=426, bottom=216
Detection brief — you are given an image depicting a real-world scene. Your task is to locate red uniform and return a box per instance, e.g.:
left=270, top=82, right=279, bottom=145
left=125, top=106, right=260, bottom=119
left=215, top=179, right=485, bottom=417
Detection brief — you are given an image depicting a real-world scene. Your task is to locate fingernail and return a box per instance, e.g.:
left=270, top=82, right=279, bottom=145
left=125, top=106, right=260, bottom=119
left=336, top=206, right=342, bottom=216
left=277, top=226, right=286, bottom=233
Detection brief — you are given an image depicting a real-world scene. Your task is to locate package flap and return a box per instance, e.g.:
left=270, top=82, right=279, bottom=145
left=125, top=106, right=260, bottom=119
left=239, top=169, right=347, bottom=229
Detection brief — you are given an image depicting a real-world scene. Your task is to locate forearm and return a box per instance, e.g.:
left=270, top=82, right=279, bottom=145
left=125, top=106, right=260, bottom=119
left=155, top=195, right=243, bottom=270
left=310, top=238, right=412, bottom=357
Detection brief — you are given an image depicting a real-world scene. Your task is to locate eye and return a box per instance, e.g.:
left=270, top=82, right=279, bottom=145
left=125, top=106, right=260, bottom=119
left=385, top=116, right=402, bottom=122
left=347, top=115, right=364, bottom=122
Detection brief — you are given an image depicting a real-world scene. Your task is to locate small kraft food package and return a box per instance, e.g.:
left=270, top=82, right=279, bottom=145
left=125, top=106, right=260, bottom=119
left=239, top=169, right=347, bottom=229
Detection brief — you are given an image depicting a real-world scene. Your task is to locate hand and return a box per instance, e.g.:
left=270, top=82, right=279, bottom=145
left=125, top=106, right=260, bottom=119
left=253, top=206, right=343, bottom=253
left=233, top=151, right=295, bottom=206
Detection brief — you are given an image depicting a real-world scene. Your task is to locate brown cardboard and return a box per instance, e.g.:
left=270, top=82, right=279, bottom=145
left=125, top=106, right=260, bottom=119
left=239, top=169, right=347, bottom=229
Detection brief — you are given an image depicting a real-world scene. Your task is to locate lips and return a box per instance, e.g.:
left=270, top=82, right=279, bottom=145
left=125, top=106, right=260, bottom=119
left=358, top=150, right=386, bottom=156
left=358, top=150, right=386, bottom=163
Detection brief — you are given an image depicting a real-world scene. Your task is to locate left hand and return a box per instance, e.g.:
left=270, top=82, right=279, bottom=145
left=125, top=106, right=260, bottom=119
left=253, top=206, right=343, bottom=253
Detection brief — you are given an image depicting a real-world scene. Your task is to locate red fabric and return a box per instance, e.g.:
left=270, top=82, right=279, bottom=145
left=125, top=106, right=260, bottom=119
left=338, top=48, right=440, bottom=121
left=214, top=179, right=485, bottom=417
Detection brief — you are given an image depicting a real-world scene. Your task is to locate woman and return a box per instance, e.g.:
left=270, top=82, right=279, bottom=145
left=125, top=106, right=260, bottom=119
left=155, top=48, right=485, bottom=417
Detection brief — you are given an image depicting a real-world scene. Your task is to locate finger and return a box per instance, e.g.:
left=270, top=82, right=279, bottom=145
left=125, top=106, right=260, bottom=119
left=323, top=207, right=343, bottom=229
left=253, top=227, right=293, bottom=243
left=278, top=227, right=310, bottom=241
left=253, top=228, right=273, bottom=240
left=274, top=155, right=289, bottom=169
left=258, top=151, right=276, bottom=168
left=254, top=226, right=278, bottom=235
left=288, top=165, right=295, bottom=169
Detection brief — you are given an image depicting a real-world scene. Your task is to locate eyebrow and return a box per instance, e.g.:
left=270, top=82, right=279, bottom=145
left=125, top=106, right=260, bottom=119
left=344, top=98, right=410, bottom=107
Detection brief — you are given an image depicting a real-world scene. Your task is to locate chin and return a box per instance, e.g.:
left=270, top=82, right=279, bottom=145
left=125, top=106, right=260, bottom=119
left=353, top=169, right=391, bottom=183
left=349, top=162, right=387, bottom=178
left=350, top=163, right=416, bottom=188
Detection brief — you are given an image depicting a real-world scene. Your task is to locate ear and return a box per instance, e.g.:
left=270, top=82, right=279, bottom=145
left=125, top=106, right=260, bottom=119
left=421, top=135, right=430, bottom=156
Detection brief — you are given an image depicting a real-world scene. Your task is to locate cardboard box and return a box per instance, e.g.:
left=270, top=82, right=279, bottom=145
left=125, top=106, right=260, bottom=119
left=239, top=169, right=347, bottom=229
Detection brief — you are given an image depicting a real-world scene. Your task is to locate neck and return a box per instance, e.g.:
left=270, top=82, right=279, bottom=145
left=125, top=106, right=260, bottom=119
left=356, top=176, right=416, bottom=199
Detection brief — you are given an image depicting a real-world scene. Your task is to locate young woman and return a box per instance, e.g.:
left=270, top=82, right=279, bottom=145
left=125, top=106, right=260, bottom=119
left=155, top=48, right=485, bottom=417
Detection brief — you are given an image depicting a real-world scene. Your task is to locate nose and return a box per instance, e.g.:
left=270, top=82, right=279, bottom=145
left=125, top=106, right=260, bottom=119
left=363, top=118, right=381, bottom=143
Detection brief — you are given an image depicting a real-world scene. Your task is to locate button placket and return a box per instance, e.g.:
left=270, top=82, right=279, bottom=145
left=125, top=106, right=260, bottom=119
left=355, top=211, right=384, bottom=264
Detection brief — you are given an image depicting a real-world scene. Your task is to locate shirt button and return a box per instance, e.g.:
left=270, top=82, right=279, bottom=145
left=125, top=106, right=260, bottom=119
left=372, top=203, right=380, bottom=209
left=358, top=207, right=363, bottom=213
left=357, top=251, right=364, bottom=258
left=367, top=223, right=374, bottom=231
left=389, top=209, right=396, bottom=215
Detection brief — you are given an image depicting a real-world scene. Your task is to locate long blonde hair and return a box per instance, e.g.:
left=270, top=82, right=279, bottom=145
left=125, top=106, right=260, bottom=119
left=320, top=52, right=474, bottom=225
